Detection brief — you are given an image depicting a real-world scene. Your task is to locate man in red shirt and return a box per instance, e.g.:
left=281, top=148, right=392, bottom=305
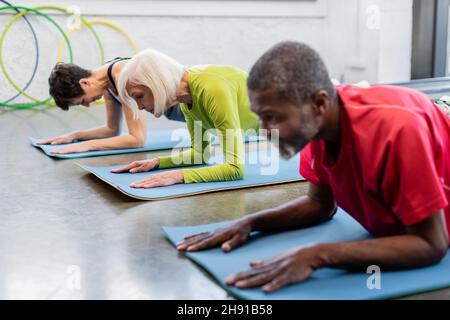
left=177, top=41, right=450, bottom=293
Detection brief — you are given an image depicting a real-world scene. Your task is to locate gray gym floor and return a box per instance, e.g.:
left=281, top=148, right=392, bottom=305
left=0, top=105, right=449, bottom=299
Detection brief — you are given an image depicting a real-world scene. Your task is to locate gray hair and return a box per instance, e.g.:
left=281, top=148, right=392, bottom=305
left=118, top=49, right=186, bottom=118
left=248, top=41, right=336, bottom=103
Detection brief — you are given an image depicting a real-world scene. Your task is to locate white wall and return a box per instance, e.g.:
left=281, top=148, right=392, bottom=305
left=0, top=0, right=413, bottom=104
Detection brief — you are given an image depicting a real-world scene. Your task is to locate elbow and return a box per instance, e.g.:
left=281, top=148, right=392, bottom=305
left=131, top=134, right=146, bottom=148
left=323, top=205, right=338, bottom=222
left=236, top=167, right=244, bottom=180
left=135, top=138, right=145, bottom=148
left=107, top=128, right=120, bottom=137
left=230, top=164, right=245, bottom=180
left=418, top=236, right=448, bottom=266
left=309, top=196, right=336, bottom=223
left=424, top=224, right=449, bottom=265
left=134, top=140, right=145, bottom=148
left=427, top=241, right=448, bottom=265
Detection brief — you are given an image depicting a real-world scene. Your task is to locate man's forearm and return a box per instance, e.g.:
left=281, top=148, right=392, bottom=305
left=316, top=234, right=446, bottom=271
left=246, top=195, right=336, bottom=233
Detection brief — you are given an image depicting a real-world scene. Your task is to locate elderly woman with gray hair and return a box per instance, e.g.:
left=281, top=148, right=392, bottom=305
left=42, top=58, right=186, bottom=154
left=112, top=49, right=260, bottom=189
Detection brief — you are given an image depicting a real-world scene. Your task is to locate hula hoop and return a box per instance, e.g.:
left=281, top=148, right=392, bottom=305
left=32, top=6, right=107, bottom=107
left=0, top=9, right=138, bottom=109
left=36, top=5, right=105, bottom=64
left=58, top=19, right=139, bottom=59
left=57, top=19, right=139, bottom=105
left=0, top=1, right=40, bottom=103
left=0, top=6, right=74, bottom=108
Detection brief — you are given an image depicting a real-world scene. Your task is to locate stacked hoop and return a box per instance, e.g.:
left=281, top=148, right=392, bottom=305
left=0, top=2, right=138, bottom=109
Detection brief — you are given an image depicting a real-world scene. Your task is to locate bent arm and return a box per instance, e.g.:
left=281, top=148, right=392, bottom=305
left=246, top=182, right=337, bottom=233
left=180, top=86, right=248, bottom=183
left=158, top=111, right=212, bottom=170
left=315, top=209, right=449, bottom=271
left=73, top=95, right=147, bottom=151
left=66, top=92, right=123, bottom=142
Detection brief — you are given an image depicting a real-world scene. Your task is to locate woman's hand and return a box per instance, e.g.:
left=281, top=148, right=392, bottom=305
left=38, top=134, right=75, bottom=145
left=111, top=158, right=160, bottom=174
left=130, top=170, right=184, bottom=188
left=176, top=218, right=253, bottom=252
left=225, top=245, right=323, bottom=293
left=50, top=142, right=92, bottom=154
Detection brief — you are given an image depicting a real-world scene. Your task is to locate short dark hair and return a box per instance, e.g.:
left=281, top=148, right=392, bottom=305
left=248, top=41, right=336, bottom=104
left=48, top=63, right=92, bottom=110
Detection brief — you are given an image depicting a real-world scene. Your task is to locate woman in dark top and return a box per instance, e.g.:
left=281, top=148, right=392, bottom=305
left=40, top=58, right=185, bottom=154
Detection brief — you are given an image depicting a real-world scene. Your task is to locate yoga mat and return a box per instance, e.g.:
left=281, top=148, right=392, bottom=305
left=162, top=208, right=450, bottom=300
left=30, top=129, right=265, bottom=159
left=79, top=150, right=303, bottom=200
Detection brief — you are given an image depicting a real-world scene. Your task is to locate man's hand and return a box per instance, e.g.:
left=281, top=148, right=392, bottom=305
left=50, top=142, right=92, bottom=154
left=38, top=134, right=75, bottom=145
left=176, top=182, right=336, bottom=253
left=111, top=158, right=160, bottom=174
left=177, top=218, right=253, bottom=252
left=225, top=245, right=322, bottom=293
left=130, top=170, right=184, bottom=188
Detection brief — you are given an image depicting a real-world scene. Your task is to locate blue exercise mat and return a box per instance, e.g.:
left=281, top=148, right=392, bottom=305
left=162, top=208, right=450, bottom=300
left=79, top=150, right=303, bottom=200
left=30, top=129, right=265, bottom=159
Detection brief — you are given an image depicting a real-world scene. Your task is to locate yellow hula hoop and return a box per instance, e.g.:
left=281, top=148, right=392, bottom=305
left=57, top=19, right=139, bottom=106
left=57, top=19, right=139, bottom=61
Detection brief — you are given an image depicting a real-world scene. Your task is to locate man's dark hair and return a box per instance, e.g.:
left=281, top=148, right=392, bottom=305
left=48, top=63, right=92, bottom=110
left=248, top=41, right=336, bottom=104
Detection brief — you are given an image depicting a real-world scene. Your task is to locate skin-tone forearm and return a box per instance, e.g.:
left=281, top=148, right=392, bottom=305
left=178, top=178, right=448, bottom=292
left=316, top=233, right=446, bottom=272
left=50, top=132, right=145, bottom=154
left=68, top=125, right=119, bottom=142
left=316, top=210, right=449, bottom=271
left=225, top=210, right=448, bottom=292
left=247, top=194, right=336, bottom=233
left=79, top=134, right=145, bottom=150
left=176, top=182, right=337, bottom=253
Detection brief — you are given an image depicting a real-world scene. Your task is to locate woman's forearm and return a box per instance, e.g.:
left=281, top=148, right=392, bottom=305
left=158, top=148, right=210, bottom=169
left=71, top=126, right=119, bottom=141
left=181, top=162, right=244, bottom=183
left=81, top=134, right=144, bottom=151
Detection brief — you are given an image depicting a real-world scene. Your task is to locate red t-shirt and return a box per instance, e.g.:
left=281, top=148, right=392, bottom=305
left=300, top=85, right=450, bottom=241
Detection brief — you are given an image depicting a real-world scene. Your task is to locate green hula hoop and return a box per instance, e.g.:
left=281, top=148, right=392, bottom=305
left=35, top=5, right=105, bottom=64
left=0, top=5, right=74, bottom=108
left=22, top=6, right=107, bottom=107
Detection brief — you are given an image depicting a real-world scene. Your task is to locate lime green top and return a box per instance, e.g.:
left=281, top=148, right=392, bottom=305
left=158, top=65, right=260, bottom=183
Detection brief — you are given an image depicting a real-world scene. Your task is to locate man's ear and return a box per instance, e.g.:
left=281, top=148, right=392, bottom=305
left=311, top=90, right=329, bottom=115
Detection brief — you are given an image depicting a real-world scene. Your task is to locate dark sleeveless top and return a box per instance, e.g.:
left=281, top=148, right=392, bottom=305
left=105, top=57, right=185, bottom=122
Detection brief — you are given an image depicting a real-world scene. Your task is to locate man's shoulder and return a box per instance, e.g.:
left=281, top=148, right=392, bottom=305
left=338, top=84, right=431, bottom=108
left=339, top=85, right=431, bottom=132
